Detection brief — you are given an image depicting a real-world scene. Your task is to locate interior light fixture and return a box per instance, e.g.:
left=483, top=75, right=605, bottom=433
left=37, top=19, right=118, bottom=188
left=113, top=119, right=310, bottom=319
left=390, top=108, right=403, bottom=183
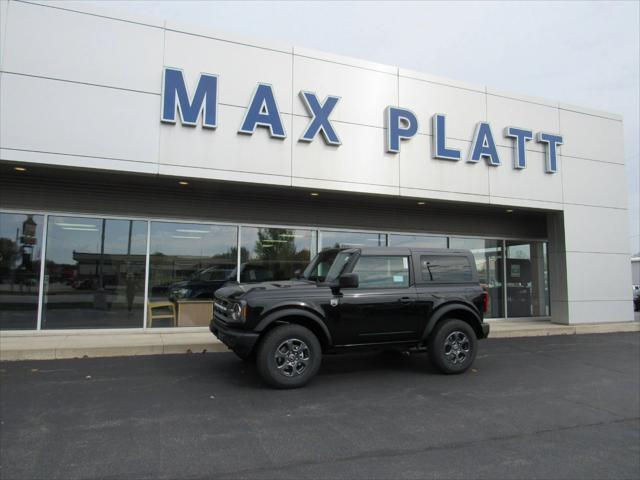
left=14, top=166, right=27, bottom=172
left=171, top=235, right=201, bottom=239
left=310, top=192, right=319, bottom=196
left=178, top=181, right=189, bottom=186
left=176, top=229, right=209, bottom=234
left=56, top=223, right=97, bottom=228
left=506, top=209, right=514, bottom=213
left=417, top=201, right=426, bottom=205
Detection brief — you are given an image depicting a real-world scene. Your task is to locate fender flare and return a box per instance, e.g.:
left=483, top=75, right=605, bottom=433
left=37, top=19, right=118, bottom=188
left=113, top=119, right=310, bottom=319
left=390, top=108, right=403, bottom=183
left=421, top=303, right=482, bottom=341
left=255, top=308, right=332, bottom=346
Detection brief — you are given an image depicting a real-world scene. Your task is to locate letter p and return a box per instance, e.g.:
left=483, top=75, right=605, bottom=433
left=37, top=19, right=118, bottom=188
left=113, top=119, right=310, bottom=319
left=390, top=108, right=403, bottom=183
left=386, top=107, right=418, bottom=153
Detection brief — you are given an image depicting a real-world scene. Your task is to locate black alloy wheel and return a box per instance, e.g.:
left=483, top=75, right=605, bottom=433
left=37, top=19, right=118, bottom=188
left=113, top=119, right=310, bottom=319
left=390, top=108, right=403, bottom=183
left=256, top=324, right=322, bottom=388
left=427, top=318, right=478, bottom=374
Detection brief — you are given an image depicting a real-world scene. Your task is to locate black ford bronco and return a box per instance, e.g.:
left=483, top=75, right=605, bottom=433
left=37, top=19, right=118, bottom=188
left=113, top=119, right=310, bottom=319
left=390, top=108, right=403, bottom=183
left=211, top=247, right=490, bottom=388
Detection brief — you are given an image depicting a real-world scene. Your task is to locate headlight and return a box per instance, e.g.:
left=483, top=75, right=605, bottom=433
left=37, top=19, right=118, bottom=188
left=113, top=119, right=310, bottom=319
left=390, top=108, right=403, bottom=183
left=230, top=301, right=247, bottom=322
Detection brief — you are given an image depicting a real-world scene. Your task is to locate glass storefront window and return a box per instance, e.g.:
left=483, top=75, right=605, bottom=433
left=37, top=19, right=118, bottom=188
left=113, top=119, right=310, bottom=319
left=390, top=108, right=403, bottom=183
left=3, top=210, right=554, bottom=329
left=505, top=241, right=550, bottom=317
left=0, top=213, right=44, bottom=330
left=321, top=230, right=387, bottom=249
left=449, top=237, right=504, bottom=318
left=43, top=216, right=147, bottom=329
left=240, top=227, right=316, bottom=282
left=148, top=222, right=237, bottom=327
left=388, top=234, right=447, bottom=248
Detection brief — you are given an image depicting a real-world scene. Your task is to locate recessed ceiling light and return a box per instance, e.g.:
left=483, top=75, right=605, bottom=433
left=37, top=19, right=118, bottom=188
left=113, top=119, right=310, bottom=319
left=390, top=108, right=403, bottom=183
left=14, top=166, right=27, bottom=172
left=310, top=192, right=319, bottom=196
left=506, top=209, right=514, bottom=213
left=417, top=201, right=426, bottom=205
left=178, top=181, right=189, bottom=186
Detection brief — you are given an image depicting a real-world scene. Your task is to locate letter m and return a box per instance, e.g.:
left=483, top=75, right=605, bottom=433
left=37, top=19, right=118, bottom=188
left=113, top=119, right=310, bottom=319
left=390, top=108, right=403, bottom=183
left=161, top=68, right=218, bottom=128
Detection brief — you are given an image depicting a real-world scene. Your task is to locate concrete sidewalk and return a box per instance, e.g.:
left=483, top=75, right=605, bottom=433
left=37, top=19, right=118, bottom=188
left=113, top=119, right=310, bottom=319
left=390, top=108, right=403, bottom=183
left=0, top=328, right=228, bottom=361
left=1, top=320, right=638, bottom=361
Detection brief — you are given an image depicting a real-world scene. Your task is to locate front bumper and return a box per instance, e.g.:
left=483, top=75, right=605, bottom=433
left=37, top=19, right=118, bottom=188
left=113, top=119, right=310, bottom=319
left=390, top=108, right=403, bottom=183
left=210, top=318, right=260, bottom=357
left=481, top=322, right=490, bottom=339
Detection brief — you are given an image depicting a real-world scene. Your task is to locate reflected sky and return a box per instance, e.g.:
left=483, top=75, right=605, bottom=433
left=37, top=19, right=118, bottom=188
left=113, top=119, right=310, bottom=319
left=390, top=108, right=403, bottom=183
left=46, top=216, right=147, bottom=264
left=388, top=234, right=447, bottom=249
left=150, top=222, right=237, bottom=258
left=321, top=231, right=386, bottom=249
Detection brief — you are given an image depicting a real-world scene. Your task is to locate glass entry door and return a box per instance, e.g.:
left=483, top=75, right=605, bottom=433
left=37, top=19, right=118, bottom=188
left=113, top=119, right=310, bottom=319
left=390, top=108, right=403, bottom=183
left=505, top=241, right=549, bottom=317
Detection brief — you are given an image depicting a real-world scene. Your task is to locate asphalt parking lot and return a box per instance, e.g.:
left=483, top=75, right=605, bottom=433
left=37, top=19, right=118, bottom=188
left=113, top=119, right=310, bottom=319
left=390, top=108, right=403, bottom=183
left=1, top=333, right=639, bottom=480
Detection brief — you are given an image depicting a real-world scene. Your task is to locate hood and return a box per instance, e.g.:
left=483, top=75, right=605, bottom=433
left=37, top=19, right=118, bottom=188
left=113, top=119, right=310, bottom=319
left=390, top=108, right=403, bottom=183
left=215, top=279, right=318, bottom=300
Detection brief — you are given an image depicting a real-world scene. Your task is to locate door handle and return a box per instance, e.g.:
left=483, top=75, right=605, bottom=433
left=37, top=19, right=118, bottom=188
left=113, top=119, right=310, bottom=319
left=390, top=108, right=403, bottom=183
left=399, top=297, right=414, bottom=305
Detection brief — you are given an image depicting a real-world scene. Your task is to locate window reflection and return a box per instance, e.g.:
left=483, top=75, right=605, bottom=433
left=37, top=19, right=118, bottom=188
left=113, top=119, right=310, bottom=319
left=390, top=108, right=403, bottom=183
left=240, top=227, right=316, bottom=282
left=353, top=256, right=410, bottom=288
left=43, top=216, right=147, bottom=329
left=449, top=237, right=504, bottom=318
left=321, top=231, right=386, bottom=249
left=420, top=255, right=473, bottom=283
left=388, top=234, right=447, bottom=248
left=0, top=213, right=44, bottom=329
left=148, top=222, right=237, bottom=327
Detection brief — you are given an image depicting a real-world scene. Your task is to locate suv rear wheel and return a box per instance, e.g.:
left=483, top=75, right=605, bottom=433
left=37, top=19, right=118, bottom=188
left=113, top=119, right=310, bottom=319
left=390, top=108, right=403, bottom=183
left=256, top=324, right=322, bottom=389
left=427, top=318, right=477, bottom=374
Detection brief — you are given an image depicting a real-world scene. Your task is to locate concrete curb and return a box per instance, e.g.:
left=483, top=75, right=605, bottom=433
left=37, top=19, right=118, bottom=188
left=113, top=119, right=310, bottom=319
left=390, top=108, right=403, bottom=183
left=0, top=331, right=229, bottom=361
left=488, top=321, right=640, bottom=338
left=1, top=321, right=638, bottom=361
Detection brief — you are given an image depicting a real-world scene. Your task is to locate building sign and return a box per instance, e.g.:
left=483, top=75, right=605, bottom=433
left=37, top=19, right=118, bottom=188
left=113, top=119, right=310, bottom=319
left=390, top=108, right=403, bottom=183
left=161, top=68, right=563, bottom=173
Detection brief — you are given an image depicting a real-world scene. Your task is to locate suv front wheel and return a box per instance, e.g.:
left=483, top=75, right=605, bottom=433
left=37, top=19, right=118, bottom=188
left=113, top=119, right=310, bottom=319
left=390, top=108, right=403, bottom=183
left=427, top=319, right=477, bottom=374
left=256, top=324, right=322, bottom=389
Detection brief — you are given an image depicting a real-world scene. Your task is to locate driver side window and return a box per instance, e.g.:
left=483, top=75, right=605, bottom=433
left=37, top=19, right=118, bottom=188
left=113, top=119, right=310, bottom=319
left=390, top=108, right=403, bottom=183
left=352, top=256, right=410, bottom=288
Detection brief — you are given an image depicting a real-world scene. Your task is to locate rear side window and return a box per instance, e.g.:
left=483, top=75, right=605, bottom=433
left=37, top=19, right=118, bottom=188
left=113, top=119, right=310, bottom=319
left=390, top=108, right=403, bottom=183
left=352, top=256, right=410, bottom=288
left=420, top=255, right=472, bottom=283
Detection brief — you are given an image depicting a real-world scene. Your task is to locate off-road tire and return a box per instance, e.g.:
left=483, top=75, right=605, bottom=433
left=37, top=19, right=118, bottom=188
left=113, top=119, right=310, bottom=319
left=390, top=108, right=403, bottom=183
left=427, top=318, right=477, bottom=374
left=256, top=324, right=322, bottom=389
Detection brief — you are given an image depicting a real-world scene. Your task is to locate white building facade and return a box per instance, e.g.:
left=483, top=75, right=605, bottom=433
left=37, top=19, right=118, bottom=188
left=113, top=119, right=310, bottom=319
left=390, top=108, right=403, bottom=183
left=0, top=0, right=634, bottom=333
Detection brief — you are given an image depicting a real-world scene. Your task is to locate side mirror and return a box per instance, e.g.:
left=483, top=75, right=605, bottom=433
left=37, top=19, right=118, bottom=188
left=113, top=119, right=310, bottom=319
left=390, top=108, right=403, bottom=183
left=338, top=273, right=359, bottom=289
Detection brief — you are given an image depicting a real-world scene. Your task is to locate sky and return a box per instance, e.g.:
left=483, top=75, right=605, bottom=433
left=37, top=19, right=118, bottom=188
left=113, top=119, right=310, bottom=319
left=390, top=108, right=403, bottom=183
left=91, top=0, right=640, bottom=254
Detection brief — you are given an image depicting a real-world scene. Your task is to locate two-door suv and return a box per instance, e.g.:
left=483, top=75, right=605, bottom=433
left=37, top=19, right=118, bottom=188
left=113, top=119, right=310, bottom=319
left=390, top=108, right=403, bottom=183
left=211, top=247, right=490, bottom=388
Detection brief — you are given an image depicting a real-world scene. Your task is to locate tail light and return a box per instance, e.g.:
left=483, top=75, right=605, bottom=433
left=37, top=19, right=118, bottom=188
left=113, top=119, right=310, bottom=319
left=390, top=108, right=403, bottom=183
left=482, top=291, right=489, bottom=313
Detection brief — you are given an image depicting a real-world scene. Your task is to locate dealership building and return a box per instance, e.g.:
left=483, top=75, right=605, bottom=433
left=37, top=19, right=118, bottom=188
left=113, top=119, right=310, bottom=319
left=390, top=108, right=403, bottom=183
left=0, top=0, right=635, bottom=337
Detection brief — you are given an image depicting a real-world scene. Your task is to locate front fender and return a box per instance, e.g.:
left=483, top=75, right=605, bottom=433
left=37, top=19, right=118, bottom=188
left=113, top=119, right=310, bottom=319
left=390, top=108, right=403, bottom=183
left=261, top=300, right=325, bottom=320
left=255, top=307, right=332, bottom=346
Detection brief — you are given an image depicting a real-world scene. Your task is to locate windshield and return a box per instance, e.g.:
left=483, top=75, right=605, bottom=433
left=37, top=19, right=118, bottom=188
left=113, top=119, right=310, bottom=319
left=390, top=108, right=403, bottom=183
left=323, top=251, right=353, bottom=283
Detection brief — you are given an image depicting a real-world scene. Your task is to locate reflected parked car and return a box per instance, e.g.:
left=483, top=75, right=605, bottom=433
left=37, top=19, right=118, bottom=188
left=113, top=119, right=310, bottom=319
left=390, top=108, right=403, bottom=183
left=633, top=285, right=639, bottom=311
left=168, top=263, right=275, bottom=301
